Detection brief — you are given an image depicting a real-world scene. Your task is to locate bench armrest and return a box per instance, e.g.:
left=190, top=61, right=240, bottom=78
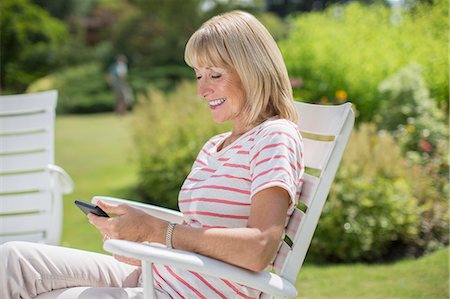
left=92, top=196, right=184, bottom=224
left=47, top=164, right=74, bottom=194
left=104, top=239, right=297, bottom=298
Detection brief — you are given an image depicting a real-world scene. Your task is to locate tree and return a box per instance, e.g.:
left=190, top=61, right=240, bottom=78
left=32, top=0, right=96, bottom=20
left=112, top=0, right=203, bottom=67
left=0, top=0, right=68, bottom=92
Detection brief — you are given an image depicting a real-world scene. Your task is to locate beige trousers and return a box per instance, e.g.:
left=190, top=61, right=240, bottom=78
left=0, top=241, right=148, bottom=299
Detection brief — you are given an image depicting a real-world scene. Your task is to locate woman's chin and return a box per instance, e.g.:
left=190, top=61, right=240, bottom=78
left=210, top=113, right=228, bottom=124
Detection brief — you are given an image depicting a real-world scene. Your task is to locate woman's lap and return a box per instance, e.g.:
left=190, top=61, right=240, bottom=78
left=0, top=241, right=142, bottom=299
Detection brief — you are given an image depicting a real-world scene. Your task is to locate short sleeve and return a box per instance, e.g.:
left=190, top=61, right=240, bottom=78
left=249, top=122, right=304, bottom=211
left=190, top=133, right=224, bottom=169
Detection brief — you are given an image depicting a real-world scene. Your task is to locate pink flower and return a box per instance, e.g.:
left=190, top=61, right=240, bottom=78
left=289, top=77, right=303, bottom=88
left=419, top=139, right=433, bottom=153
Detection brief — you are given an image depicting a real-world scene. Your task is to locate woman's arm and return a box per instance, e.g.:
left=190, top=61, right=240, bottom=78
left=89, top=186, right=289, bottom=272
left=173, top=186, right=289, bottom=272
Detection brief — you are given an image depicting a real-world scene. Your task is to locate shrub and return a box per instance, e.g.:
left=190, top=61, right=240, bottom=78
left=377, top=63, right=447, bottom=159
left=27, top=61, right=196, bottom=114
left=280, top=0, right=448, bottom=121
left=129, top=65, right=194, bottom=96
left=27, top=63, right=114, bottom=114
left=377, top=63, right=449, bottom=255
left=309, top=124, right=420, bottom=262
left=132, top=81, right=228, bottom=209
left=404, top=161, right=449, bottom=256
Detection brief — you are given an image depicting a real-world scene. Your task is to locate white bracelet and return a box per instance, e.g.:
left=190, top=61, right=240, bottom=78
left=165, top=223, right=176, bottom=249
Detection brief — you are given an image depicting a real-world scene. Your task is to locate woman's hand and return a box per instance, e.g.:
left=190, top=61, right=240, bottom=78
left=88, top=200, right=168, bottom=267
left=87, top=200, right=166, bottom=244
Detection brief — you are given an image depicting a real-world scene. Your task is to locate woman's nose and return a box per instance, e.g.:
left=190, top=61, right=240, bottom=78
left=198, top=78, right=212, bottom=98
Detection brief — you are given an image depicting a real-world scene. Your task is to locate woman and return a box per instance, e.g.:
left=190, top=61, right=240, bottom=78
left=0, top=10, right=304, bottom=299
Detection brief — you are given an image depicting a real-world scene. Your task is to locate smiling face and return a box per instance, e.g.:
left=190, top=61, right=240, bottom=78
left=195, top=66, right=247, bottom=129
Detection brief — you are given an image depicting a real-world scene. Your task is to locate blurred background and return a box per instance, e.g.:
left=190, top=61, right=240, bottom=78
left=1, top=0, right=448, bottom=297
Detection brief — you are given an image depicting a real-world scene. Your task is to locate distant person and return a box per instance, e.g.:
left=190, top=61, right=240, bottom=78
left=108, top=54, right=133, bottom=114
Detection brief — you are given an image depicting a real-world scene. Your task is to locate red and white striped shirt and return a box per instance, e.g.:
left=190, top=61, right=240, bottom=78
left=153, top=118, right=304, bottom=298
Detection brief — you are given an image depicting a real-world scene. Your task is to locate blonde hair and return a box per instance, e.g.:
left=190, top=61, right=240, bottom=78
left=184, top=10, right=298, bottom=126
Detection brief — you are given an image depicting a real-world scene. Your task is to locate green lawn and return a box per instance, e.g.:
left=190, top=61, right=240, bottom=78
left=297, top=248, right=448, bottom=299
left=55, top=113, right=139, bottom=252
left=55, top=113, right=449, bottom=298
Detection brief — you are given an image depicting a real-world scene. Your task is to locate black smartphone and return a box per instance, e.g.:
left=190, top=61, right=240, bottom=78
left=74, top=199, right=110, bottom=217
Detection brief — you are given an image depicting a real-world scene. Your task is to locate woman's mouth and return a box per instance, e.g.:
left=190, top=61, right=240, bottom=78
left=209, top=98, right=226, bottom=109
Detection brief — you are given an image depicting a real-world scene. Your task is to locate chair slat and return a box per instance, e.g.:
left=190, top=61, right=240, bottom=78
left=0, top=90, right=57, bottom=114
left=273, top=242, right=291, bottom=274
left=299, top=174, right=319, bottom=207
left=0, top=213, right=48, bottom=234
left=0, top=131, right=51, bottom=153
left=0, top=171, right=50, bottom=193
left=0, top=112, right=54, bottom=134
left=285, top=209, right=305, bottom=240
left=296, top=102, right=352, bottom=136
left=0, top=151, right=52, bottom=173
left=303, top=139, right=335, bottom=171
left=0, top=191, right=51, bottom=214
left=0, top=232, right=44, bottom=243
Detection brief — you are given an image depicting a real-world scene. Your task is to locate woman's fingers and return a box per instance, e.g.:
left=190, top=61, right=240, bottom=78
left=88, top=203, right=137, bottom=240
left=96, top=200, right=128, bottom=216
left=89, top=200, right=158, bottom=243
left=87, top=213, right=110, bottom=232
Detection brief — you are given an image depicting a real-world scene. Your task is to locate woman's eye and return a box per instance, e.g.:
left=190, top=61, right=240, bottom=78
left=211, top=74, right=222, bottom=79
left=196, top=75, right=202, bottom=80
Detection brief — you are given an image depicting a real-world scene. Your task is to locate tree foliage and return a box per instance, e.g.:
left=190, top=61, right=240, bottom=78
left=32, top=0, right=95, bottom=20
left=0, top=0, right=69, bottom=91
left=111, top=0, right=203, bottom=67
left=280, top=0, right=448, bottom=121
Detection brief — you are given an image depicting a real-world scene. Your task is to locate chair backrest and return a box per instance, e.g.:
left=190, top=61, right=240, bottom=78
left=272, top=102, right=354, bottom=284
left=0, top=90, right=61, bottom=244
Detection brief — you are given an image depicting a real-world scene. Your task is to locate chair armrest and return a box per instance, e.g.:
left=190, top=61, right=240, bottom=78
left=92, top=196, right=184, bottom=224
left=47, top=164, right=74, bottom=194
left=103, top=239, right=297, bottom=298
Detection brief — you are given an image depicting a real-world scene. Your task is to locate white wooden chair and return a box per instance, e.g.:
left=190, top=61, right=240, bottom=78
left=0, top=90, right=74, bottom=245
left=94, top=102, right=354, bottom=298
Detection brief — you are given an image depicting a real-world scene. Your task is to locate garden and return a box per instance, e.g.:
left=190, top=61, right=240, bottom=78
left=1, top=0, right=449, bottom=297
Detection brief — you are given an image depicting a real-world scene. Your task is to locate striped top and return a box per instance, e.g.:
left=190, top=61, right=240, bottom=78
left=152, top=118, right=304, bottom=298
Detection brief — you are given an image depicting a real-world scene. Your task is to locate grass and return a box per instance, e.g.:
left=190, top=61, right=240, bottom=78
left=55, top=113, right=449, bottom=298
left=297, top=248, right=449, bottom=299
left=55, top=113, right=139, bottom=252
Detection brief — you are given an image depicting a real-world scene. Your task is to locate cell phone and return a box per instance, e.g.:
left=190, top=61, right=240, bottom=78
left=74, top=199, right=110, bottom=217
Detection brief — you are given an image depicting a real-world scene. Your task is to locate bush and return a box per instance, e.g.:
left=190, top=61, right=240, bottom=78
left=129, top=65, right=194, bottom=95
left=27, top=63, right=114, bottom=114
left=376, top=63, right=449, bottom=255
left=27, top=62, right=197, bottom=114
left=132, top=81, right=228, bottom=209
left=309, top=124, right=420, bottom=262
left=377, top=63, right=447, bottom=158
left=280, top=0, right=448, bottom=121
left=404, top=161, right=449, bottom=256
